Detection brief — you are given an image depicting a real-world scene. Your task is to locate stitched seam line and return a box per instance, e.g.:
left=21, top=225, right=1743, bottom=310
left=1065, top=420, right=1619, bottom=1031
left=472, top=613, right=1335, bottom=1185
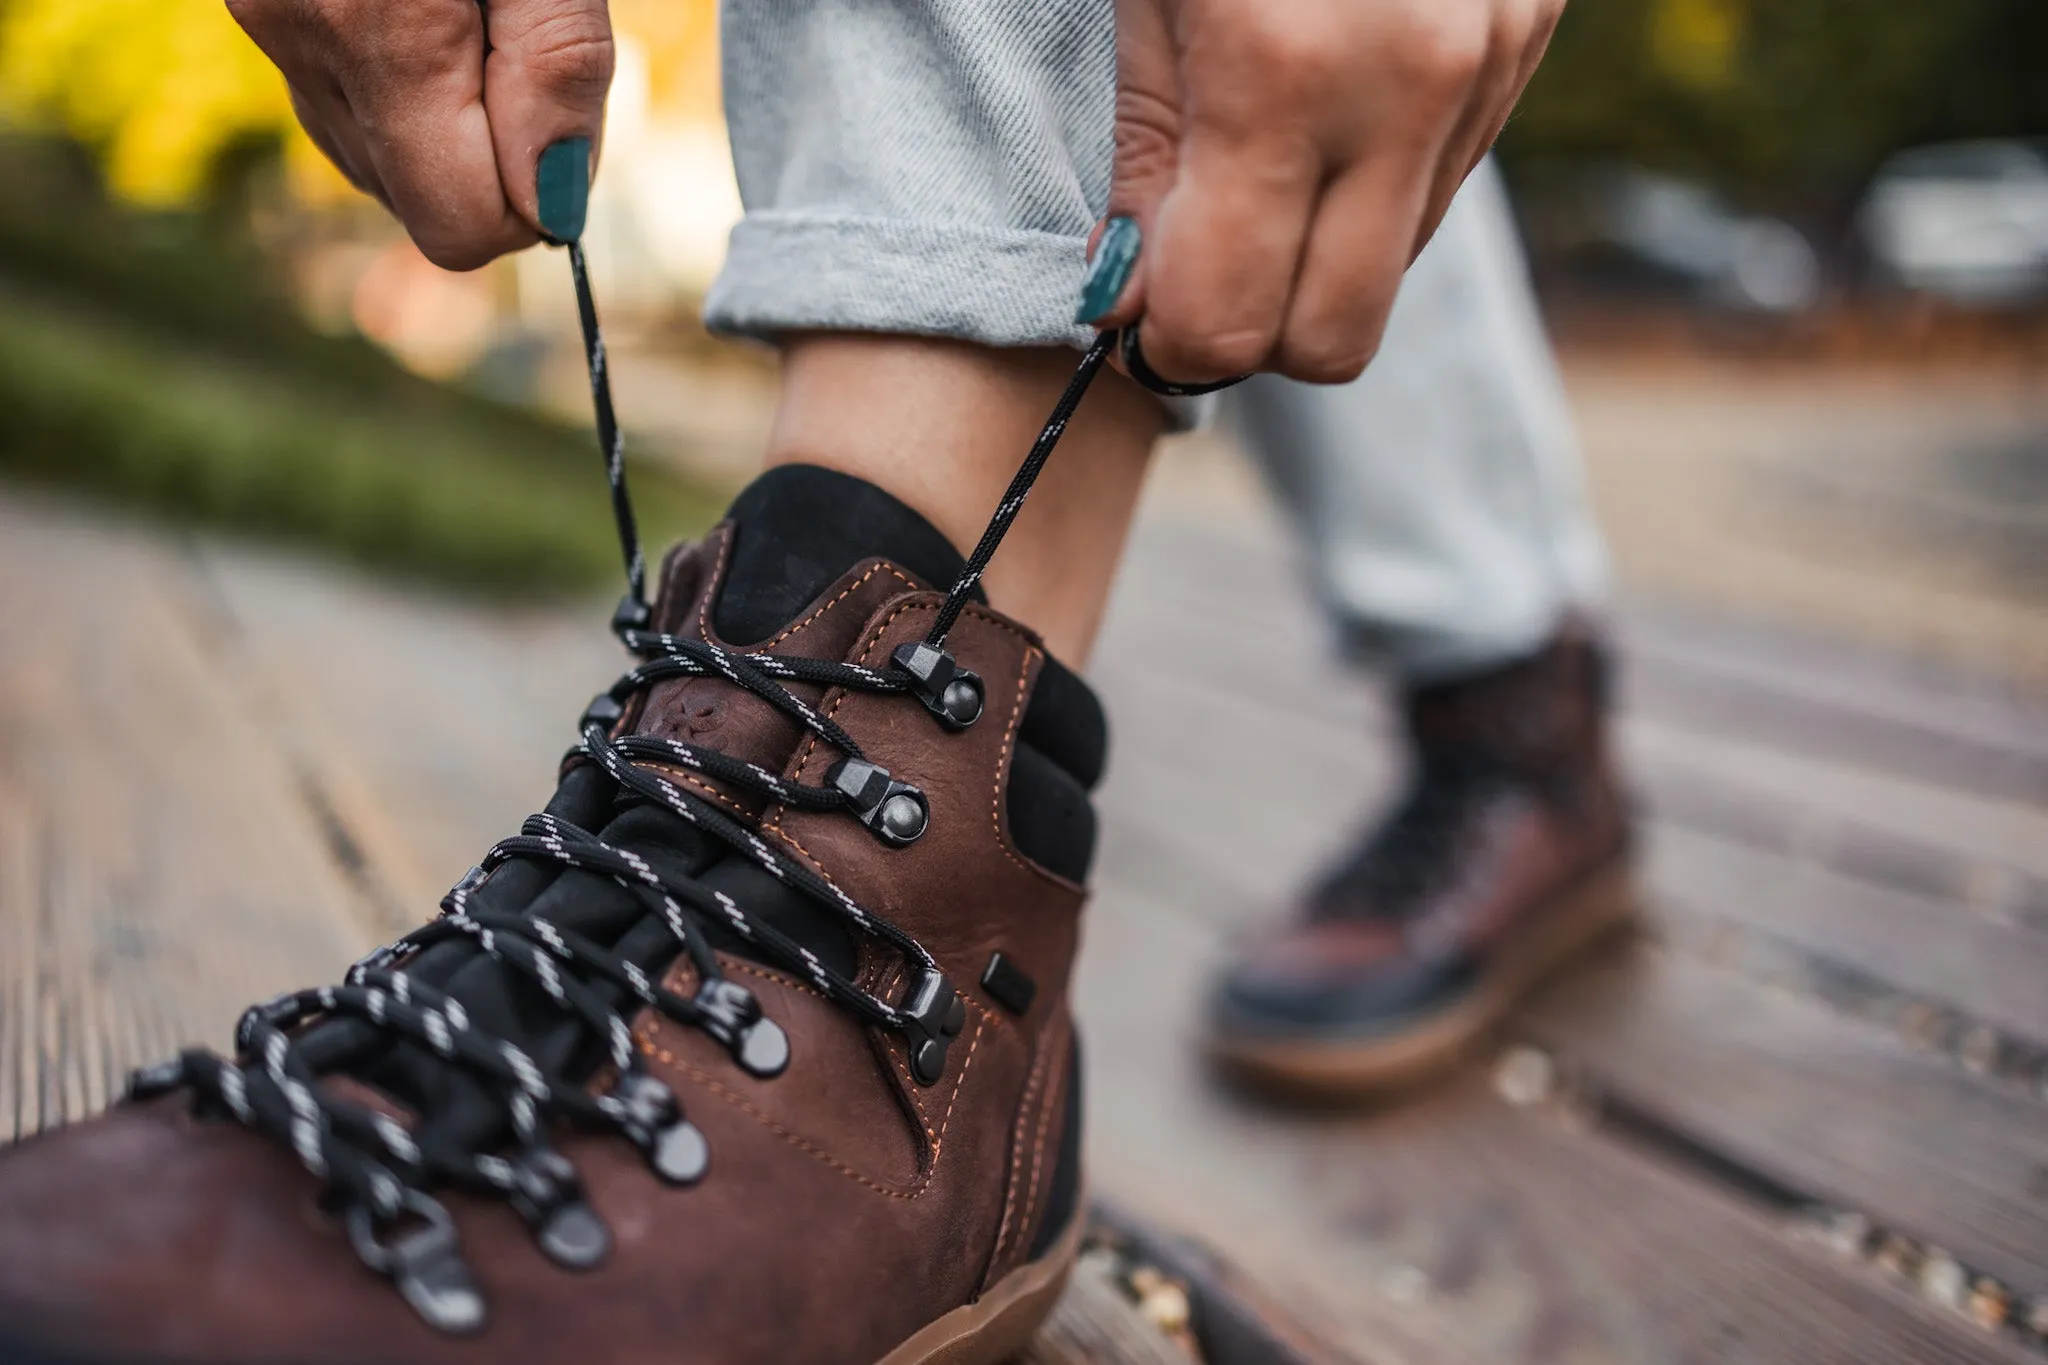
left=658, top=954, right=824, bottom=1003
left=635, top=1006, right=984, bottom=1198
left=888, top=993, right=992, bottom=1148
left=776, top=600, right=1052, bottom=894
left=989, top=645, right=1038, bottom=877
left=764, top=561, right=919, bottom=647
left=637, top=1032, right=922, bottom=1199
left=988, top=1022, right=1054, bottom=1277
left=693, top=527, right=734, bottom=637
left=761, top=597, right=936, bottom=877
left=1017, top=1019, right=1068, bottom=1268
left=641, top=764, right=755, bottom=819
left=721, top=958, right=821, bottom=998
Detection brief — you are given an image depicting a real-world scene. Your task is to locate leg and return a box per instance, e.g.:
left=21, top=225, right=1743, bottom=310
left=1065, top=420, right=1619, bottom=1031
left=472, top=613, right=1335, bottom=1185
left=710, top=0, right=1162, bottom=665
left=1231, top=158, right=1607, bottom=680
left=766, top=335, right=1164, bottom=666
left=1207, top=161, right=1635, bottom=1099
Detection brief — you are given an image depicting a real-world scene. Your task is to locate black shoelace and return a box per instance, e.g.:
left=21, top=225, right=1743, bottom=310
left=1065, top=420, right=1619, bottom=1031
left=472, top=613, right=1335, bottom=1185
left=122, top=237, right=1242, bottom=1333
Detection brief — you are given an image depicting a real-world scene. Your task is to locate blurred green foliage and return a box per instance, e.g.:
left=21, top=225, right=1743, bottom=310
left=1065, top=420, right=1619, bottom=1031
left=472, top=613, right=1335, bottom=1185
left=0, top=136, right=717, bottom=594
left=1506, top=0, right=2048, bottom=213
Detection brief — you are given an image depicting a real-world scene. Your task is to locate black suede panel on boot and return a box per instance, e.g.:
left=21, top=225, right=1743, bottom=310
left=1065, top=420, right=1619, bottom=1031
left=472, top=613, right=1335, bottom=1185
left=714, top=464, right=975, bottom=644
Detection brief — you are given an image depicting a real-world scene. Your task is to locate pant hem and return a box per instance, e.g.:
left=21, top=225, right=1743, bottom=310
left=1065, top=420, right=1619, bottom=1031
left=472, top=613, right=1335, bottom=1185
left=1333, top=607, right=1599, bottom=685
left=703, top=213, right=1096, bottom=350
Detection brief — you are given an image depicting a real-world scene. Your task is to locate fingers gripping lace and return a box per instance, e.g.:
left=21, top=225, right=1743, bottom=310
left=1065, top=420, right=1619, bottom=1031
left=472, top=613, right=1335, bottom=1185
left=123, top=235, right=1227, bottom=1334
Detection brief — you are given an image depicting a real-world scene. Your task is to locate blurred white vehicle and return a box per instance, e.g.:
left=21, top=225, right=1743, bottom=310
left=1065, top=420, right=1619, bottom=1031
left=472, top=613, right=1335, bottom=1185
left=1599, top=169, right=1823, bottom=314
left=1517, top=164, right=1823, bottom=315
left=1860, top=140, right=2048, bottom=306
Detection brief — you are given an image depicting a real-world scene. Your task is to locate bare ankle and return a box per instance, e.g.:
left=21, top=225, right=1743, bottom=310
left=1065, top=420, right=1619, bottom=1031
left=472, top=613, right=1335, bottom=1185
left=765, top=334, right=1165, bottom=663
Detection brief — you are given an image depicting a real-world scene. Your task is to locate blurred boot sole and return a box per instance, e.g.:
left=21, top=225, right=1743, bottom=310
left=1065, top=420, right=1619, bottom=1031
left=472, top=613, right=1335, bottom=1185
left=1209, top=859, right=1638, bottom=1102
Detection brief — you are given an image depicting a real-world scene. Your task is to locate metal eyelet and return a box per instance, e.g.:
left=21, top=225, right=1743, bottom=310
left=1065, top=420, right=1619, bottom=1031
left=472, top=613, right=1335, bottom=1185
left=829, top=758, right=930, bottom=847
left=693, top=978, right=791, bottom=1078
left=901, top=970, right=967, bottom=1086
left=891, top=641, right=983, bottom=730
left=602, top=1069, right=709, bottom=1185
left=506, top=1147, right=611, bottom=1270
left=347, top=1191, right=486, bottom=1335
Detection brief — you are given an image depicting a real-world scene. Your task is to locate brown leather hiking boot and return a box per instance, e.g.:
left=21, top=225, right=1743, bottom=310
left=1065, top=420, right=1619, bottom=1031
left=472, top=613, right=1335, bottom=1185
left=1208, top=626, right=1635, bottom=1099
left=0, top=464, right=1109, bottom=1365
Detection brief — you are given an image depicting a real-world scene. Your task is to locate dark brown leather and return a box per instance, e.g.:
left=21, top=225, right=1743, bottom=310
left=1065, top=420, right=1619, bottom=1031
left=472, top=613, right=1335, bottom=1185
left=1216, top=626, right=1630, bottom=1033
left=0, top=526, right=1085, bottom=1364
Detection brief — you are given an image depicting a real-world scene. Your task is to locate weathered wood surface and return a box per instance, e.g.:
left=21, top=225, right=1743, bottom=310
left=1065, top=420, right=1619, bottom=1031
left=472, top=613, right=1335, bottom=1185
left=1021, top=1246, right=1195, bottom=1365
left=0, top=499, right=369, bottom=1135
left=4, top=486, right=2047, bottom=1363
left=1084, top=508, right=2048, bottom=1362
left=1521, top=950, right=2048, bottom=1299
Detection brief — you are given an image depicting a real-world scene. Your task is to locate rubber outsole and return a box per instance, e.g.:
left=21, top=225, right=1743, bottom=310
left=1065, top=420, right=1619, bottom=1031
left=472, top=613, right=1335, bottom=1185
left=1209, top=859, right=1638, bottom=1100
left=874, top=1199, right=1086, bottom=1365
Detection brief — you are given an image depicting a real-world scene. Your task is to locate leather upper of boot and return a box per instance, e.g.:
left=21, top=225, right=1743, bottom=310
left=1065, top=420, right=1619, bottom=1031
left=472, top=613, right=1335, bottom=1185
left=0, top=468, right=1101, bottom=1365
left=1215, top=627, right=1629, bottom=1037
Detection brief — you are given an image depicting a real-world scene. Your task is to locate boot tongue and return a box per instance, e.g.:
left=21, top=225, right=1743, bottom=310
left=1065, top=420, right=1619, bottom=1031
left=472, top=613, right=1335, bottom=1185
left=353, top=465, right=968, bottom=1143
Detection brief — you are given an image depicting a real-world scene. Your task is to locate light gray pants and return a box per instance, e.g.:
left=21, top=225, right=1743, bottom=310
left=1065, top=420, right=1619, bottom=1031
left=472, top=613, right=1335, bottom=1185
left=705, top=0, right=1607, bottom=680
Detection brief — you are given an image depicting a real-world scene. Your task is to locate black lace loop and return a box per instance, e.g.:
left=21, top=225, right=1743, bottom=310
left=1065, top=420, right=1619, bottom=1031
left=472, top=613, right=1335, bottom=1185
left=123, top=235, right=1245, bottom=1333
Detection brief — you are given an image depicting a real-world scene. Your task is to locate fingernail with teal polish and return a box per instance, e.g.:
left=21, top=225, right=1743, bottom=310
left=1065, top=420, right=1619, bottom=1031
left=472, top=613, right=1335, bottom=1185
left=537, top=137, right=591, bottom=243
left=1075, top=216, right=1141, bottom=324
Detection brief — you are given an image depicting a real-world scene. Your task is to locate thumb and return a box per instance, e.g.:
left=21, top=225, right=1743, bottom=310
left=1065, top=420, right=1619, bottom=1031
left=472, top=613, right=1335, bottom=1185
left=481, top=0, right=616, bottom=242
left=1077, top=0, right=1181, bottom=328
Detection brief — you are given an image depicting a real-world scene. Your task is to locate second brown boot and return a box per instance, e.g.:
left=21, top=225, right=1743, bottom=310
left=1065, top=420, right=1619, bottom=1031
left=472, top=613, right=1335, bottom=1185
left=1208, top=625, right=1636, bottom=1099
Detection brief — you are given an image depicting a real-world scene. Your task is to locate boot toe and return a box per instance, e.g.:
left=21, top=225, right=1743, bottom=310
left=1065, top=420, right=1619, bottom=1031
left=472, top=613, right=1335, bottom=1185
left=0, top=1101, right=418, bottom=1364
left=1210, top=922, right=1472, bottom=1041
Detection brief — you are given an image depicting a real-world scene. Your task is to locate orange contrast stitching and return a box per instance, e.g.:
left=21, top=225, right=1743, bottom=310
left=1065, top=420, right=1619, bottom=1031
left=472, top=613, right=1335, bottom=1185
left=692, top=528, right=734, bottom=637
left=1017, top=1020, right=1068, bottom=1263
left=764, top=561, right=919, bottom=648
left=634, top=1007, right=984, bottom=1199
left=641, top=764, right=754, bottom=819
left=987, top=645, right=1039, bottom=877
left=988, top=1022, right=1054, bottom=1274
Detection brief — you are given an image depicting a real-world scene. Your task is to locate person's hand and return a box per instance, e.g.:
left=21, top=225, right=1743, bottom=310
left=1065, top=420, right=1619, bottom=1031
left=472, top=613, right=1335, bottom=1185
left=1076, top=0, right=1563, bottom=385
left=226, top=0, right=615, bottom=269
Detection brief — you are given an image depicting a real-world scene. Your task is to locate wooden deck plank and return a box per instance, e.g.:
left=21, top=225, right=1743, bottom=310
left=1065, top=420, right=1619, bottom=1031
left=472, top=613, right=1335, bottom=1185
left=1643, top=822, right=2048, bottom=1046
left=0, top=500, right=373, bottom=1140
left=187, top=539, right=622, bottom=920
left=1095, top=519, right=2048, bottom=1058
left=1018, top=1248, right=1194, bottom=1365
left=1104, top=514, right=2048, bottom=898
left=1091, top=633, right=2048, bottom=1057
left=1518, top=947, right=2048, bottom=1301
left=1084, top=871, right=2033, bottom=1365
left=1086, top=514, right=2048, bottom=1359
left=1622, top=717, right=2048, bottom=883
left=1622, top=627, right=2048, bottom=809
left=1619, top=604, right=2048, bottom=783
